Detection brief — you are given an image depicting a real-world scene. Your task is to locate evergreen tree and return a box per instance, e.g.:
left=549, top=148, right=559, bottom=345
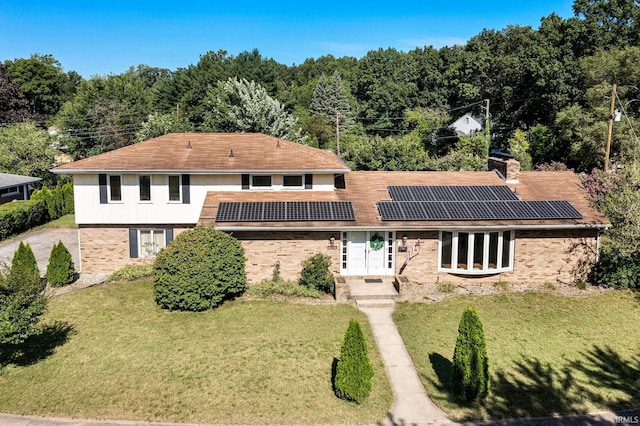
left=46, top=241, right=75, bottom=287
left=6, top=242, right=41, bottom=294
left=451, top=306, right=489, bottom=402
left=328, top=70, right=353, bottom=133
left=334, top=318, right=374, bottom=404
left=309, top=73, right=330, bottom=117
left=1, top=243, right=47, bottom=347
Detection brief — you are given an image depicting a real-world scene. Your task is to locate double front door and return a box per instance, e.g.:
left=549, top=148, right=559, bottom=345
left=344, top=231, right=394, bottom=276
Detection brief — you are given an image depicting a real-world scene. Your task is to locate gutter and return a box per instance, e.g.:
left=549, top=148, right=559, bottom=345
left=213, top=223, right=610, bottom=232
left=51, top=168, right=351, bottom=175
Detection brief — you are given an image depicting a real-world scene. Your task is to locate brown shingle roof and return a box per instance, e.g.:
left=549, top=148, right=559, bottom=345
left=53, top=133, right=350, bottom=173
left=202, top=171, right=609, bottom=229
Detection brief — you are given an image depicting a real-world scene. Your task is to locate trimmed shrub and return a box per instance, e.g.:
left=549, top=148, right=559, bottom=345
left=46, top=241, right=75, bottom=287
left=334, top=319, right=374, bottom=404
left=451, top=306, right=489, bottom=402
left=31, top=182, right=74, bottom=221
left=246, top=280, right=321, bottom=298
left=6, top=242, right=42, bottom=294
left=107, top=264, right=154, bottom=282
left=0, top=199, right=48, bottom=242
left=299, top=253, right=334, bottom=293
left=153, top=227, right=246, bottom=311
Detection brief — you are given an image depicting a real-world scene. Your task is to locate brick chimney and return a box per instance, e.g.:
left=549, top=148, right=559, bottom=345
left=488, top=151, right=520, bottom=183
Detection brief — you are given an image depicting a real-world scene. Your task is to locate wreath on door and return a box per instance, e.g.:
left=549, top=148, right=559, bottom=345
left=370, top=233, right=385, bottom=251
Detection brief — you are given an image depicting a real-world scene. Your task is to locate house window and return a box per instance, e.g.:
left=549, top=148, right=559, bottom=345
left=139, top=229, right=166, bottom=258
left=283, top=175, right=303, bottom=188
left=439, top=230, right=514, bottom=274
left=109, top=175, right=122, bottom=202
left=341, top=231, right=348, bottom=271
left=139, top=175, right=151, bottom=201
left=0, top=186, right=20, bottom=197
left=168, top=175, right=181, bottom=201
left=251, top=175, right=272, bottom=188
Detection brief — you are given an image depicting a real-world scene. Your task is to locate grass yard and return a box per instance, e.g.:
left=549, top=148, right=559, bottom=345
left=0, top=279, right=392, bottom=424
left=38, top=213, right=76, bottom=229
left=393, top=291, right=640, bottom=420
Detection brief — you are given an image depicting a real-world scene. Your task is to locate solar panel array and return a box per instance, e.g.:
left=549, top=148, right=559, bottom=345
left=216, top=201, right=355, bottom=222
left=378, top=200, right=582, bottom=221
left=379, top=185, right=583, bottom=221
left=388, top=185, right=519, bottom=201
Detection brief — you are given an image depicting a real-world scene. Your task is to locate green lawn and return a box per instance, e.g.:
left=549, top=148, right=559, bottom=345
left=393, top=291, right=640, bottom=420
left=0, top=279, right=392, bottom=424
left=38, top=213, right=76, bottom=229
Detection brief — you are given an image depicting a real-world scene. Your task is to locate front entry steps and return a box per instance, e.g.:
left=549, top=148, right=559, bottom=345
left=346, top=277, right=400, bottom=301
left=355, top=299, right=396, bottom=308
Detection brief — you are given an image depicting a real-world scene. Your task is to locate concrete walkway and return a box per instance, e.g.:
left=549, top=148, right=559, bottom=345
left=357, top=300, right=453, bottom=426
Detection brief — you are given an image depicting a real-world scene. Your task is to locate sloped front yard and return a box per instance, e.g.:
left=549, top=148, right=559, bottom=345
left=393, top=291, right=640, bottom=420
left=0, top=279, right=392, bottom=424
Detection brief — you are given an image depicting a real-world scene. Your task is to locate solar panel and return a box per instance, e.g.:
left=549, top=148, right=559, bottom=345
left=378, top=200, right=583, bottom=221
left=216, top=201, right=355, bottom=222
left=263, top=201, right=286, bottom=221
left=388, top=185, right=519, bottom=202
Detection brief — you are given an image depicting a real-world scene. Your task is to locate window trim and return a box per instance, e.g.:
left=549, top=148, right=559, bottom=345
left=108, top=175, right=122, bottom=203
left=168, top=175, right=181, bottom=202
left=138, top=175, right=152, bottom=202
left=283, top=175, right=304, bottom=189
left=438, top=230, right=514, bottom=275
left=137, top=228, right=166, bottom=258
left=250, top=175, right=272, bottom=189
left=0, top=186, right=20, bottom=197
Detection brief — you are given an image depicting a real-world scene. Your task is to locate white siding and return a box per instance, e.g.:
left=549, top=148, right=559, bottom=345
left=74, top=173, right=339, bottom=225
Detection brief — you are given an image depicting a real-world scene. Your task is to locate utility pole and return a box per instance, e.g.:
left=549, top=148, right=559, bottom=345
left=604, top=84, right=617, bottom=173
left=481, top=99, right=490, bottom=157
left=336, top=110, right=340, bottom=156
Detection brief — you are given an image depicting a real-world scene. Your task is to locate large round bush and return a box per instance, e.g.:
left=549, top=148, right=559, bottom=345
left=153, top=227, right=246, bottom=311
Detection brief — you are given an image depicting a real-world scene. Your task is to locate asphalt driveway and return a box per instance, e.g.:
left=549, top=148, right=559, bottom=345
left=0, top=228, right=80, bottom=276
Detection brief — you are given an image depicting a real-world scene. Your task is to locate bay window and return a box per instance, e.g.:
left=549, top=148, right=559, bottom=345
left=439, top=230, right=513, bottom=274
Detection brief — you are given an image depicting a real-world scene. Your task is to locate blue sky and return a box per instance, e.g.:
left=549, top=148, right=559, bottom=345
left=1, top=0, right=575, bottom=77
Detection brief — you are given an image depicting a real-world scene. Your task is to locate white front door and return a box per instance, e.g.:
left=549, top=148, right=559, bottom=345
left=344, top=231, right=393, bottom=276
left=347, top=231, right=367, bottom=275
left=367, top=232, right=386, bottom=275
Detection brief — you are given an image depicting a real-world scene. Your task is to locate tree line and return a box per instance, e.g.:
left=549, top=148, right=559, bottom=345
left=1, top=0, right=640, bottom=180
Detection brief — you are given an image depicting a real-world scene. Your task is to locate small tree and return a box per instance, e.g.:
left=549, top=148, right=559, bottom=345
left=299, top=253, right=334, bottom=293
left=6, top=242, right=41, bottom=294
left=451, top=306, right=489, bottom=402
left=334, top=319, right=374, bottom=404
left=154, top=227, right=246, bottom=311
left=46, top=241, right=75, bottom=287
left=1, top=245, right=47, bottom=348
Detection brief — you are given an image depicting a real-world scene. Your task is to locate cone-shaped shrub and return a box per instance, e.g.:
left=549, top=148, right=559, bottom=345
left=334, top=318, right=374, bottom=403
left=6, top=241, right=42, bottom=294
left=451, top=306, right=489, bottom=402
left=46, top=241, right=75, bottom=287
left=154, top=226, right=246, bottom=311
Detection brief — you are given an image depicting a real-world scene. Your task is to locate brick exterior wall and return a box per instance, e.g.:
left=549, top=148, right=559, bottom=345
left=232, top=231, right=340, bottom=283
left=397, top=229, right=598, bottom=295
left=79, top=226, right=598, bottom=294
left=79, top=226, right=189, bottom=273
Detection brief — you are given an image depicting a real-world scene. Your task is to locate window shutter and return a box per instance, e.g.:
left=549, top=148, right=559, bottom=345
left=99, top=174, right=107, bottom=204
left=181, top=174, right=190, bottom=204
left=165, top=228, right=174, bottom=245
left=304, top=174, right=313, bottom=189
left=241, top=174, right=250, bottom=190
left=129, top=229, right=138, bottom=258
left=334, top=174, right=346, bottom=189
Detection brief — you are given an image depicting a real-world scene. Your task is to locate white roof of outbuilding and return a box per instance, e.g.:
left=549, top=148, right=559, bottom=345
left=0, top=173, right=42, bottom=189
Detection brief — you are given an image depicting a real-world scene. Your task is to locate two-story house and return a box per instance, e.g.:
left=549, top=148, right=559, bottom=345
left=53, top=133, right=609, bottom=296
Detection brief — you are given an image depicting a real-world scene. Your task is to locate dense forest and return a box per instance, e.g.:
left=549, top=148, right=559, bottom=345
left=1, top=0, right=640, bottom=180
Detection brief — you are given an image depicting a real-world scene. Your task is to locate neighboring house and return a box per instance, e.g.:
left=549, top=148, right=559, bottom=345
left=0, top=172, right=41, bottom=205
left=52, top=133, right=609, bottom=296
left=451, top=113, right=484, bottom=136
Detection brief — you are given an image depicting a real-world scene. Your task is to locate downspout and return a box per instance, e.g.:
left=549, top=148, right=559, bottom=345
left=399, top=239, right=420, bottom=275
left=596, top=229, right=601, bottom=263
